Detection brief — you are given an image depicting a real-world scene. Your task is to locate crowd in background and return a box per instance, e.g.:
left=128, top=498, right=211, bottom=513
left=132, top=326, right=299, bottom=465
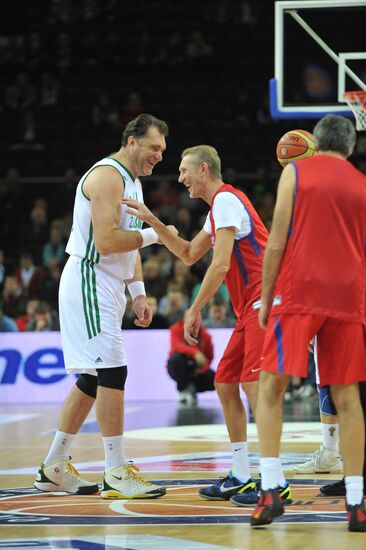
left=1, top=1, right=365, bottom=401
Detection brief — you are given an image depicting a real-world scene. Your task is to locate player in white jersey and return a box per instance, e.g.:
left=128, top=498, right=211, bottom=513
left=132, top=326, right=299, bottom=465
left=34, top=114, right=171, bottom=499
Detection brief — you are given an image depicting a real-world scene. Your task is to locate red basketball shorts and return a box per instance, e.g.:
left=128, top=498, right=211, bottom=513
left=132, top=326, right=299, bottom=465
left=215, top=314, right=264, bottom=384
left=260, top=313, right=366, bottom=386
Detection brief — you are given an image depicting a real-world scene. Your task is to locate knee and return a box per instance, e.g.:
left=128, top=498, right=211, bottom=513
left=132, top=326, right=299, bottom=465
left=76, top=374, right=97, bottom=398
left=97, top=366, right=128, bottom=391
left=215, top=382, right=240, bottom=402
left=259, top=371, right=288, bottom=405
left=331, top=384, right=360, bottom=413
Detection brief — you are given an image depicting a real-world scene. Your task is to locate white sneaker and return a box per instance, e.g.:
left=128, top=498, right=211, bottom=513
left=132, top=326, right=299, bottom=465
left=293, top=444, right=343, bottom=474
left=101, top=462, right=166, bottom=499
left=34, top=459, right=99, bottom=494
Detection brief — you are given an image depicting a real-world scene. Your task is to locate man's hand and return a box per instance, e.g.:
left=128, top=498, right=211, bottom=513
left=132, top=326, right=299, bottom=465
left=258, top=300, right=271, bottom=330
left=194, top=350, right=207, bottom=367
left=133, top=296, right=153, bottom=328
left=184, top=308, right=201, bottom=345
left=122, top=198, right=154, bottom=224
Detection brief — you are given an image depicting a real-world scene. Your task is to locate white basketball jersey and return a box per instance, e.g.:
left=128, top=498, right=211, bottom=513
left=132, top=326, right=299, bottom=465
left=66, top=157, right=144, bottom=281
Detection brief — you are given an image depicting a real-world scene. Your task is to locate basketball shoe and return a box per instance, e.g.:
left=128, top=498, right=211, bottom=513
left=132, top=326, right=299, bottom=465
left=230, top=481, right=292, bottom=506
left=198, top=471, right=258, bottom=501
left=293, top=444, right=343, bottom=474
left=34, top=458, right=99, bottom=494
left=250, top=488, right=284, bottom=526
left=347, top=500, right=366, bottom=532
left=101, top=462, right=166, bottom=499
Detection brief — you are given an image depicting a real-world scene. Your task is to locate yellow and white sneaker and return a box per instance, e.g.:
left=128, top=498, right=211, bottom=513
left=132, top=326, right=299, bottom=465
left=293, top=444, right=343, bottom=474
left=101, top=462, right=166, bottom=499
left=34, top=459, right=99, bottom=495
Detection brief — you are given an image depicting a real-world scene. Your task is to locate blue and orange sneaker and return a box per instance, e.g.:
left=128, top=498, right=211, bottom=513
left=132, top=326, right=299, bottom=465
left=230, top=481, right=292, bottom=507
left=198, top=471, right=258, bottom=501
left=250, top=488, right=284, bottom=526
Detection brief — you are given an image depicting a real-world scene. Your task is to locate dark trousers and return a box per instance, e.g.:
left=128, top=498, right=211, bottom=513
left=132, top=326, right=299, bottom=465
left=167, top=352, right=215, bottom=393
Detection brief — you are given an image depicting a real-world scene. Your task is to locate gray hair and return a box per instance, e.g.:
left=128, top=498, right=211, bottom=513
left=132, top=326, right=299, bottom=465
left=181, top=145, right=222, bottom=179
left=313, top=114, right=356, bottom=157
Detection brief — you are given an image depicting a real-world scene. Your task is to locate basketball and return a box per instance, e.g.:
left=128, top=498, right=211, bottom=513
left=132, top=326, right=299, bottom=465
left=276, top=129, right=316, bottom=167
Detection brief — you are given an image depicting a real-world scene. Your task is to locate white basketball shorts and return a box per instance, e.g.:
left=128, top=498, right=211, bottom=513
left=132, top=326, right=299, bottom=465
left=59, top=256, right=127, bottom=374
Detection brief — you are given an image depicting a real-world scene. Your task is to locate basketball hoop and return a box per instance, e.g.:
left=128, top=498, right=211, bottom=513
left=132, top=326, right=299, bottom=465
left=344, top=91, right=366, bottom=131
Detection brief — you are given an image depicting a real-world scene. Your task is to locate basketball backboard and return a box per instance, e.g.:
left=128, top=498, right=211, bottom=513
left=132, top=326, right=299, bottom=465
left=271, top=0, right=366, bottom=118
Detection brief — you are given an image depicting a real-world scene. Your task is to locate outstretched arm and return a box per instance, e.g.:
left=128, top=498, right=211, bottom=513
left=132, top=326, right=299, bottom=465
left=122, top=198, right=211, bottom=264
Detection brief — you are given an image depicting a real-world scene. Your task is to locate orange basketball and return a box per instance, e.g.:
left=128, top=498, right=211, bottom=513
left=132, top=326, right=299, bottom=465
left=276, top=129, right=316, bottom=168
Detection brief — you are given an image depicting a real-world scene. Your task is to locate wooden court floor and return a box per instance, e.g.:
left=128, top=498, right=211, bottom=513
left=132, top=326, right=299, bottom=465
left=0, top=401, right=365, bottom=550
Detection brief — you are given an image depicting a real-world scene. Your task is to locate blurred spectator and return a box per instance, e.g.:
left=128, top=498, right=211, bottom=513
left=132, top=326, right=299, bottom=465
left=119, top=92, right=144, bottom=128
left=42, top=259, right=62, bottom=310
left=175, top=207, right=193, bottom=239
left=55, top=32, right=73, bottom=73
left=167, top=313, right=215, bottom=406
left=185, top=31, right=213, bottom=66
left=142, top=257, right=166, bottom=301
left=92, top=92, right=120, bottom=129
left=0, top=250, right=6, bottom=292
left=158, top=283, right=187, bottom=325
left=40, top=72, right=59, bottom=107
left=153, top=248, right=174, bottom=277
left=145, top=295, right=169, bottom=329
left=0, top=301, right=18, bottom=332
left=42, top=225, right=66, bottom=267
left=15, top=251, right=45, bottom=297
left=203, top=295, right=236, bottom=328
left=191, top=281, right=230, bottom=318
left=27, top=32, right=49, bottom=74
left=26, top=301, right=60, bottom=331
left=4, top=72, right=37, bottom=111
left=0, top=36, right=25, bottom=68
left=2, top=275, right=27, bottom=319
left=16, top=298, right=40, bottom=331
left=19, top=202, right=49, bottom=263
left=170, top=258, right=197, bottom=297
left=10, top=109, right=45, bottom=151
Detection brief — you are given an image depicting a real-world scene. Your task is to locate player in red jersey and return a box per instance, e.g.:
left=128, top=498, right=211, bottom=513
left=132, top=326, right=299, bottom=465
left=123, top=145, right=291, bottom=505
left=251, top=115, right=366, bottom=532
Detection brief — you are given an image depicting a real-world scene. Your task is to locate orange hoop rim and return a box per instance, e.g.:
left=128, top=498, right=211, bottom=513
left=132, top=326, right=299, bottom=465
left=344, top=90, right=366, bottom=103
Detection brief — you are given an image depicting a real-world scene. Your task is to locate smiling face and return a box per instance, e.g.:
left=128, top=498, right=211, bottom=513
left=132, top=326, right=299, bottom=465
left=178, top=154, right=203, bottom=199
left=131, top=126, right=166, bottom=177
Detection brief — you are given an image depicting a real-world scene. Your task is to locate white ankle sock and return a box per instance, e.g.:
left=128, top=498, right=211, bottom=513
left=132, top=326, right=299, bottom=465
left=44, top=431, right=75, bottom=465
left=260, top=457, right=280, bottom=490
left=278, top=461, right=287, bottom=488
left=345, top=476, right=363, bottom=506
left=322, top=423, right=339, bottom=451
left=231, top=441, right=250, bottom=483
left=103, top=435, right=128, bottom=472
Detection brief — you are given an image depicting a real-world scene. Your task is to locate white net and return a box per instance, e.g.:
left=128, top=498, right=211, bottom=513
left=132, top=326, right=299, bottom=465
left=344, top=91, right=366, bottom=131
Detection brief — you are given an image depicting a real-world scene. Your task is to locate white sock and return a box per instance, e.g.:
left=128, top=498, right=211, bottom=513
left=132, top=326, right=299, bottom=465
left=322, top=423, right=339, bottom=451
left=103, top=435, right=128, bottom=472
left=231, top=441, right=251, bottom=483
left=44, top=431, right=75, bottom=465
left=260, top=457, right=280, bottom=490
left=345, top=476, right=363, bottom=506
left=278, top=461, right=287, bottom=488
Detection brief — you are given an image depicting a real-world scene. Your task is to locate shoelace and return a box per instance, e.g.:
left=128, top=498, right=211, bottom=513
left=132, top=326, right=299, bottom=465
left=65, top=458, right=82, bottom=479
left=124, top=462, right=152, bottom=487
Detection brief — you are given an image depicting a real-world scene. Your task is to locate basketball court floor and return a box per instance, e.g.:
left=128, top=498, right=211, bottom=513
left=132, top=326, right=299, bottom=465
left=1, top=396, right=365, bottom=550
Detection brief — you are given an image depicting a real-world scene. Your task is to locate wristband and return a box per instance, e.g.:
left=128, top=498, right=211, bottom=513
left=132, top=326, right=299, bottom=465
left=137, top=227, right=158, bottom=248
left=127, top=281, right=146, bottom=300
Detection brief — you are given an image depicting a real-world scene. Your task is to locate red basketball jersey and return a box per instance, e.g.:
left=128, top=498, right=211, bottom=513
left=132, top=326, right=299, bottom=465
left=273, top=155, right=366, bottom=323
left=209, top=184, right=268, bottom=325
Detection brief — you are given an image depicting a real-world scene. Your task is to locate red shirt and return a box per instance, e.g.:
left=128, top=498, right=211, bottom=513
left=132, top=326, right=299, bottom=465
left=169, top=319, right=214, bottom=373
left=209, top=184, right=268, bottom=327
left=273, top=155, right=366, bottom=323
